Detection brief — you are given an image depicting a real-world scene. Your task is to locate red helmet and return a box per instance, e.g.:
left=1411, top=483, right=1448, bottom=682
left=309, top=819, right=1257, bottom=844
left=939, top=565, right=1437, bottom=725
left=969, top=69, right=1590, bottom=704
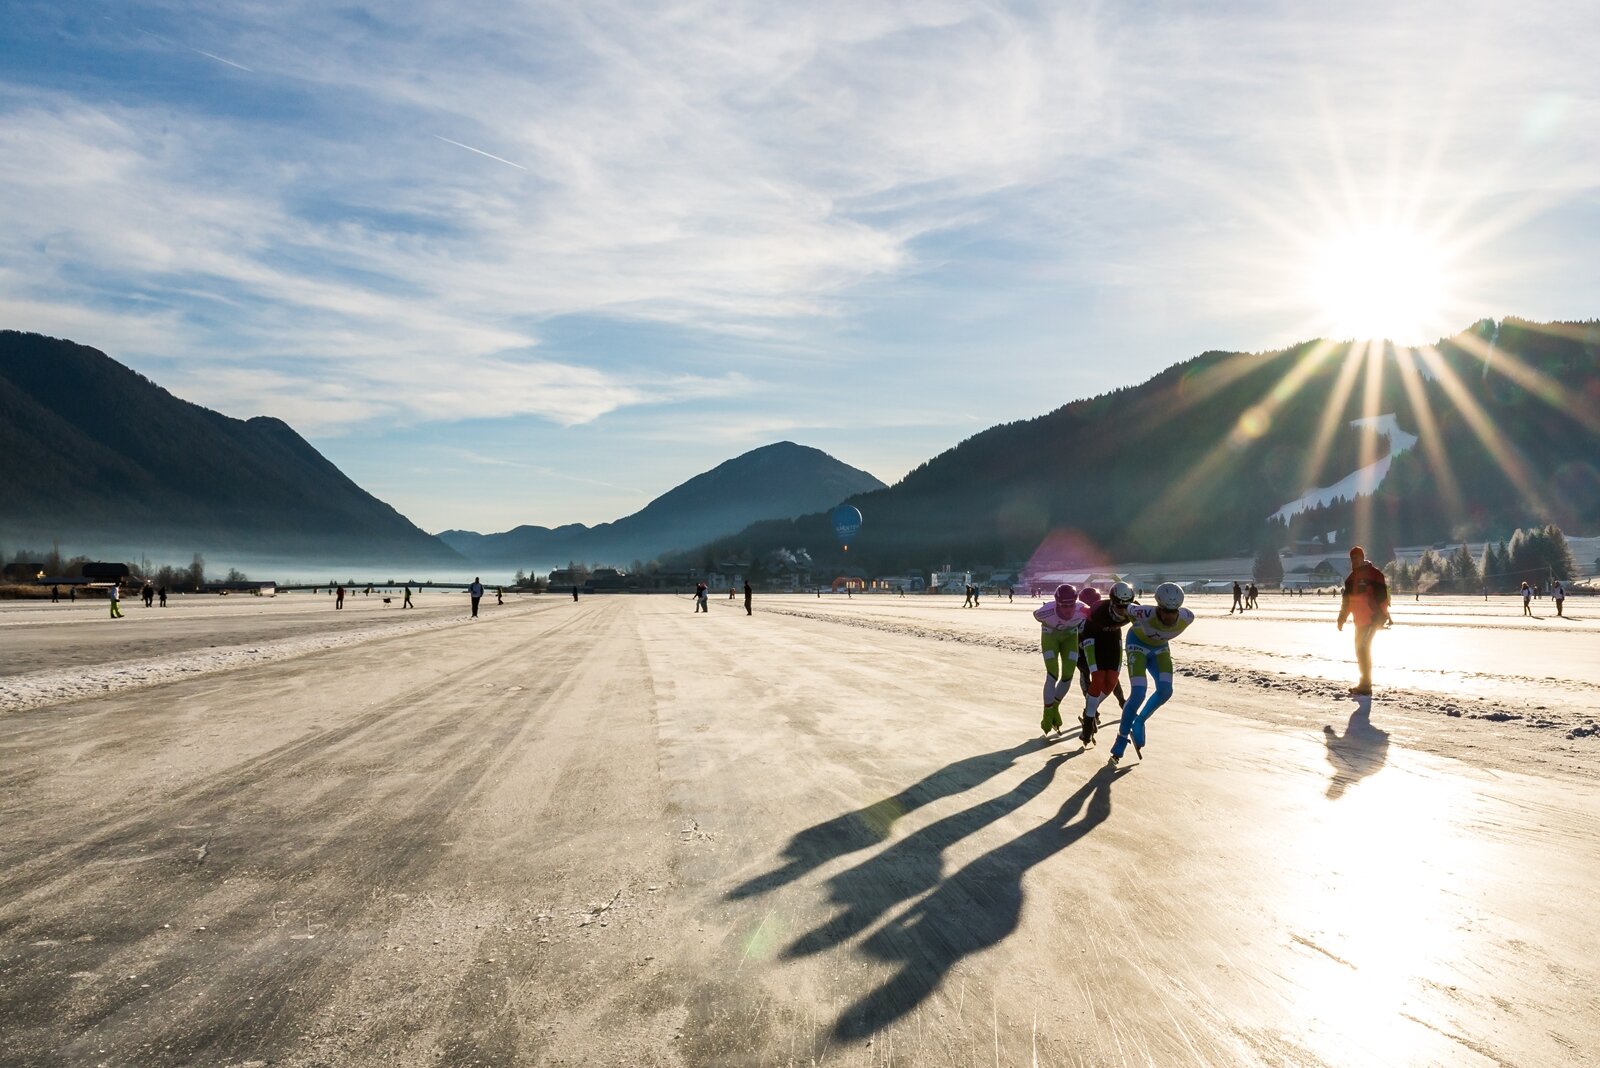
left=1054, top=583, right=1077, bottom=608
left=1077, top=586, right=1101, bottom=607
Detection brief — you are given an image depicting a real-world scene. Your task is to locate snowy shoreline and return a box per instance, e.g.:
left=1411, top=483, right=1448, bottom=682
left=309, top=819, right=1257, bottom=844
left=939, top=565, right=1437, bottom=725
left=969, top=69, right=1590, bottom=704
left=0, top=614, right=469, bottom=715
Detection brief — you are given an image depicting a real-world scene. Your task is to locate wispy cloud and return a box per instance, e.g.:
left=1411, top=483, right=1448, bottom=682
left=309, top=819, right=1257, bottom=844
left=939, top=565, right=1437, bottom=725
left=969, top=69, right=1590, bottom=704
left=4, top=0, right=1599, bottom=528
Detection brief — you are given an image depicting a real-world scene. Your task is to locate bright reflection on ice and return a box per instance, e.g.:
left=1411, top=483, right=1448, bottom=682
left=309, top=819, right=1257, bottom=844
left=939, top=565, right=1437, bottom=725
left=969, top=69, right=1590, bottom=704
left=1279, top=754, right=1489, bottom=1063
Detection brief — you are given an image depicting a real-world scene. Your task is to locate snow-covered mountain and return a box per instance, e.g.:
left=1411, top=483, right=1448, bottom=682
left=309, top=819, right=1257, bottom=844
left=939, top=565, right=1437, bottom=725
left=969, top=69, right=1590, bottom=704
left=1272, top=414, right=1420, bottom=521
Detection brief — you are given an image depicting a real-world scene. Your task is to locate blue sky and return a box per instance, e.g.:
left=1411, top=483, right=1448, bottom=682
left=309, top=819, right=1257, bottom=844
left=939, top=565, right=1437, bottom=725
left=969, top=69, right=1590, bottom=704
left=3, top=1, right=1597, bottom=532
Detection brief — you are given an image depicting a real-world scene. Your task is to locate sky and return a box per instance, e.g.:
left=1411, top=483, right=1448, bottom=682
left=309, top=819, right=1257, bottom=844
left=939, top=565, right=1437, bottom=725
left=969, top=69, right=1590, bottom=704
left=3, top=1, right=1598, bottom=533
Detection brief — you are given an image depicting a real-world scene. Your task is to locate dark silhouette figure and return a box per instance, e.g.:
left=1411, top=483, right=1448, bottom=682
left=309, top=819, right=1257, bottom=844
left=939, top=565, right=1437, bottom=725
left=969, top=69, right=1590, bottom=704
left=1323, top=698, right=1389, bottom=799
left=469, top=577, right=484, bottom=617
left=51, top=585, right=60, bottom=603
left=728, top=739, right=1055, bottom=901
left=572, top=585, right=579, bottom=602
left=402, top=585, right=413, bottom=608
left=833, top=763, right=1131, bottom=1040
left=744, top=580, right=753, bottom=616
left=335, top=585, right=345, bottom=610
left=1231, top=581, right=1243, bottom=613
left=785, top=753, right=1077, bottom=960
left=157, top=586, right=167, bottom=607
left=495, top=587, right=504, bottom=606
left=142, top=582, right=154, bottom=607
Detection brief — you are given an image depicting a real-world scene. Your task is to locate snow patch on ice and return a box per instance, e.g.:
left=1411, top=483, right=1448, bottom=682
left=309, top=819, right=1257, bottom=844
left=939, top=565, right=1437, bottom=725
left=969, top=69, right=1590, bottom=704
left=1272, top=414, right=1419, bottom=521
left=0, top=616, right=463, bottom=715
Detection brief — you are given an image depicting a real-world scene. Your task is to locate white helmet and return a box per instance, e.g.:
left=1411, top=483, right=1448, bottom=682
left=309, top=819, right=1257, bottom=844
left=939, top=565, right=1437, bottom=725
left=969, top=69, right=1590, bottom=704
left=1109, top=581, right=1135, bottom=607
left=1155, top=582, right=1185, bottom=610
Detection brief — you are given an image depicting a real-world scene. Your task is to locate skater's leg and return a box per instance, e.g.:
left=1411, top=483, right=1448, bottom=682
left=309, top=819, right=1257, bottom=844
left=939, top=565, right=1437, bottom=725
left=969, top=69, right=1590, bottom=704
left=1110, top=649, right=1149, bottom=758
left=1040, top=631, right=1076, bottom=732
left=1040, top=641, right=1062, bottom=733
left=1131, top=648, right=1175, bottom=749
left=1353, top=624, right=1376, bottom=690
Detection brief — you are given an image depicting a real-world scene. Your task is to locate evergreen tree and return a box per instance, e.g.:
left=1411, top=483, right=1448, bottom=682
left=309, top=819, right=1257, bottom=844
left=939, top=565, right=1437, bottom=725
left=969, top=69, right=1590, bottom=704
left=1414, top=549, right=1441, bottom=593
left=1448, top=545, right=1479, bottom=591
left=1252, top=545, right=1284, bottom=585
left=1493, top=541, right=1513, bottom=592
left=1545, top=525, right=1577, bottom=581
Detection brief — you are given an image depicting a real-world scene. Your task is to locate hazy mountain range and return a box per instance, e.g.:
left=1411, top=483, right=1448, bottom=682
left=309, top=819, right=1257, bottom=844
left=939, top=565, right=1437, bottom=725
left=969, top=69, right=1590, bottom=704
left=6, top=320, right=1595, bottom=577
left=667, top=319, right=1600, bottom=576
left=438, top=442, right=885, bottom=567
left=0, top=333, right=882, bottom=571
left=0, top=331, right=460, bottom=567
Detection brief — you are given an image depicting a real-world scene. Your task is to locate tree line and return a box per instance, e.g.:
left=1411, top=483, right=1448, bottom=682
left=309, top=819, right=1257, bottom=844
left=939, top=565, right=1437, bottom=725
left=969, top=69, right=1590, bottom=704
left=1382, top=525, right=1578, bottom=594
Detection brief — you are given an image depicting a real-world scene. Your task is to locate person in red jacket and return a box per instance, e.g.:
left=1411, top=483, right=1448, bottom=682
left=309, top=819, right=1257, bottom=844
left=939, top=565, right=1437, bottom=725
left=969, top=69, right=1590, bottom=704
left=1337, top=545, right=1391, bottom=696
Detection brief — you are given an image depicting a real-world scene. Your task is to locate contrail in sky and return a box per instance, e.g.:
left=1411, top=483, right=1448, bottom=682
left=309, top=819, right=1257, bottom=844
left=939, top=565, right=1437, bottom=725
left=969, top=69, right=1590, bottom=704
left=195, top=50, right=254, bottom=72
left=433, top=135, right=527, bottom=171
left=105, top=18, right=256, bottom=73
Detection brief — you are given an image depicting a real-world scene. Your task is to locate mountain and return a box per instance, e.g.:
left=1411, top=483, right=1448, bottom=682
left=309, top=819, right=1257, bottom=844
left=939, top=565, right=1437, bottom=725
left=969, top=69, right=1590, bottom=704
left=668, top=319, right=1600, bottom=576
left=439, top=441, right=885, bottom=567
left=0, top=331, right=463, bottom=566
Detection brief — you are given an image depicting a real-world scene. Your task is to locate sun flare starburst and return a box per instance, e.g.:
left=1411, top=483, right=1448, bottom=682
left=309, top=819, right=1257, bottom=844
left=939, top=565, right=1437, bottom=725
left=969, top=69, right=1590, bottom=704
left=1308, top=225, right=1452, bottom=344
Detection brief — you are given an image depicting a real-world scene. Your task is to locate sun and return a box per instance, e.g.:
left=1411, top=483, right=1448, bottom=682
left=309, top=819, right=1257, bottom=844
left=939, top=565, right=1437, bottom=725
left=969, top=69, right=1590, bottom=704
left=1308, top=224, right=1452, bottom=344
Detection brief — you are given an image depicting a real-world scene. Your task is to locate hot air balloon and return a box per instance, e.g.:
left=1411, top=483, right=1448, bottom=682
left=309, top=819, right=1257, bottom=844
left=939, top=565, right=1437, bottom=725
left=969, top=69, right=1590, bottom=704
left=831, top=504, right=863, bottom=552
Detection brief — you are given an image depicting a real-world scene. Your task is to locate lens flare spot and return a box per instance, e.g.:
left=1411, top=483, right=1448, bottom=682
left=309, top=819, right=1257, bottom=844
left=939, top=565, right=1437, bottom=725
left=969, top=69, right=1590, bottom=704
left=860, top=798, right=905, bottom=841
left=1232, top=405, right=1271, bottom=445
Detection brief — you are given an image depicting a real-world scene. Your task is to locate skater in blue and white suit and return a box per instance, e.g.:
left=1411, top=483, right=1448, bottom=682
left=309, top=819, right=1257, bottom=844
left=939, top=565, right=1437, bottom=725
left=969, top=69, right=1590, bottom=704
left=1109, top=583, right=1194, bottom=764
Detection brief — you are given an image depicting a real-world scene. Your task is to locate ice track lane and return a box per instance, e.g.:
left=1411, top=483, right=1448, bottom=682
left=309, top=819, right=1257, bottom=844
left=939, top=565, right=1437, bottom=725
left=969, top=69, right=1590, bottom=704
left=1, top=595, right=1597, bottom=1066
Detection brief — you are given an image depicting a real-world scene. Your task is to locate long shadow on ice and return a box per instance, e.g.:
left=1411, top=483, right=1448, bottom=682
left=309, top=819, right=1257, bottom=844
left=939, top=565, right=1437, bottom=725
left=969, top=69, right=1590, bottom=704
left=728, top=737, right=1058, bottom=901
left=784, top=750, right=1082, bottom=960
left=833, top=762, right=1132, bottom=1042
left=1323, top=697, right=1389, bottom=799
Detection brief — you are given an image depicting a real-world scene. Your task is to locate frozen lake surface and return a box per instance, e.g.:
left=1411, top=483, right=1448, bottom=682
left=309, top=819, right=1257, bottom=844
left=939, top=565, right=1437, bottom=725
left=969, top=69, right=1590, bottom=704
left=1, top=592, right=1596, bottom=1065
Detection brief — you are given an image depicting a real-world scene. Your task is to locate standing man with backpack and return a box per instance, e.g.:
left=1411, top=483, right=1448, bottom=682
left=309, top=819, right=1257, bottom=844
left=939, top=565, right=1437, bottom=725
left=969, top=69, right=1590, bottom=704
left=1337, top=546, right=1391, bottom=696
left=469, top=577, right=485, bottom=618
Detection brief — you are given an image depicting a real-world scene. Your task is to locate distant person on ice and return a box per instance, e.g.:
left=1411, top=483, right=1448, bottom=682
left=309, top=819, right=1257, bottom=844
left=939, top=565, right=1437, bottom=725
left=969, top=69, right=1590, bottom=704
left=402, top=585, right=413, bottom=608
left=1033, top=584, right=1086, bottom=736
left=1109, top=583, right=1194, bottom=765
left=335, top=585, right=345, bottom=610
left=1231, top=581, right=1244, bottom=614
left=142, top=582, right=154, bottom=607
left=744, top=580, right=753, bottom=616
left=469, top=577, right=484, bottom=618
left=1553, top=580, right=1566, bottom=617
left=1520, top=581, right=1533, bottom=616
left=572, top=585, right=579, bottom=602
left=1337, top=546, right=1391, bottom=696
left=108, top=582, right=124, bottom=619
left=158, top=585, right=167, bottom=607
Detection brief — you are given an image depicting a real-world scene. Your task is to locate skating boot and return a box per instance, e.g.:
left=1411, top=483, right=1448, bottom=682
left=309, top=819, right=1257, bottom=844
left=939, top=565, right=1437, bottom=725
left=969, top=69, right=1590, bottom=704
left=1079, top=714, right=1096, bottom=746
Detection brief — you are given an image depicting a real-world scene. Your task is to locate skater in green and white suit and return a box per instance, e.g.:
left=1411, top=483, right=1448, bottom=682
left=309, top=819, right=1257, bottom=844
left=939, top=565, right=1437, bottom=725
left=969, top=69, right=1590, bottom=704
left=1032, top=584, right=1086, bottom=735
